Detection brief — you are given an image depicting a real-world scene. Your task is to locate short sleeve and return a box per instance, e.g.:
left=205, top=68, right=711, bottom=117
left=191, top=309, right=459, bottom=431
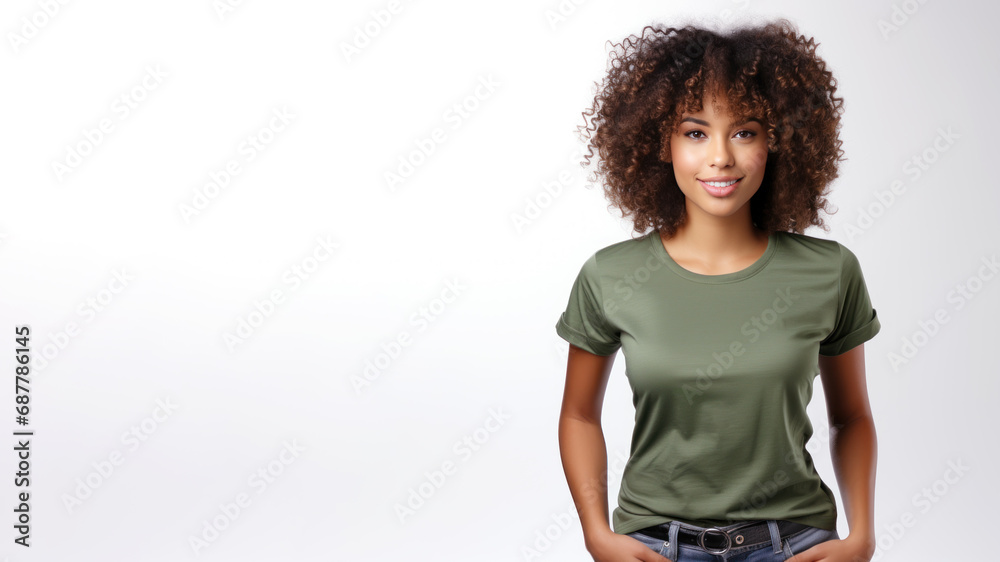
left=555, top=253, right=621, bottom=356
left=819, top=244, right=881, bottom=356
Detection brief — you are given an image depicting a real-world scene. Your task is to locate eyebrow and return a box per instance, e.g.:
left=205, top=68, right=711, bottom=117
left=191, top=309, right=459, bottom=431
left=681, top=117, right=764, bottom=127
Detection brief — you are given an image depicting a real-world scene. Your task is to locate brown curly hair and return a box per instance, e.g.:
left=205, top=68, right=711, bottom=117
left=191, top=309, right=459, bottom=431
left=577, top=18, right=845, bottom=237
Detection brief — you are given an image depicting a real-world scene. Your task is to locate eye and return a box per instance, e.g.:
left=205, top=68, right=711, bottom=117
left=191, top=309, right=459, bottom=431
left=734, top=130, right=757, bottom=140
left=683, top=130, right=706, bottom=140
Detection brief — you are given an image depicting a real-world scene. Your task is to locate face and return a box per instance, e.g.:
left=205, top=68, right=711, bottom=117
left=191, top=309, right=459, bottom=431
left=667, top=91, right=769, bottom=224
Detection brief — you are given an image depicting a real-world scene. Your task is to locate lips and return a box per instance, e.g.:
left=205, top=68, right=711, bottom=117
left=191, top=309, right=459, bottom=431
left=698, top=177, right=741, bottom=197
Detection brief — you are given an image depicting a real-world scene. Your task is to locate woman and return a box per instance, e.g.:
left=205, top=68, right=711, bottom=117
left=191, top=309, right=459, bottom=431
left=555, top=19, right=880, bottom=562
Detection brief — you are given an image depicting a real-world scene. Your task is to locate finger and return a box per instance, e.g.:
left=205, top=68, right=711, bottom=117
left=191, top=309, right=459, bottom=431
left=786, top=552, right=818, bottom=562
left=635, top=550, right=671, bottom=562
left=788, top=541, right=827, bottom=561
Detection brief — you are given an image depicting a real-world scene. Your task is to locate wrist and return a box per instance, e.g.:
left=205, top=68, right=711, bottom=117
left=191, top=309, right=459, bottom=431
left=583, top=526, right=617, bottom=552
left=843, top=532, right=877, bottom=560
left=845, top=521, right=875, bottom=542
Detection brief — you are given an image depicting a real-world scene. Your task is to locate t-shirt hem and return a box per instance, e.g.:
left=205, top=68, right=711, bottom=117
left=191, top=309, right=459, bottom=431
left=783, top=514, right=838, bottom=532
left=615, top=513, right=837, bottom=535
left=614, top=517, right=674, bottom=536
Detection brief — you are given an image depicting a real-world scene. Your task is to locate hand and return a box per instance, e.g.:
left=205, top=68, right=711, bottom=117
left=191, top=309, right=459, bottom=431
left=785, top=534, right=876, bottom=562
left=586, top=529, right=674, bottom=562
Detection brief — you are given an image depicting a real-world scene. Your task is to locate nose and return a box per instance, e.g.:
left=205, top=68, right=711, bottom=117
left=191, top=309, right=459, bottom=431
left=708, top=136, right=734, bottom=168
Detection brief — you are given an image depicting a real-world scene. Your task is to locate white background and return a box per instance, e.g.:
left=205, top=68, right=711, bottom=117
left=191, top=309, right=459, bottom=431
left=1, top=0, right=997, bottom=560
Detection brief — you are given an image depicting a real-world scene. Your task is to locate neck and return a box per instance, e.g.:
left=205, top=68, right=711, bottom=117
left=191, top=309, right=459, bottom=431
left=665, top=209, right=766, bottom=258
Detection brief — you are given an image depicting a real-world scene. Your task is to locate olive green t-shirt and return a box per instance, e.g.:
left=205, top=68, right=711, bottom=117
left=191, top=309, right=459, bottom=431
left=555, top=230, right=881, bottom=535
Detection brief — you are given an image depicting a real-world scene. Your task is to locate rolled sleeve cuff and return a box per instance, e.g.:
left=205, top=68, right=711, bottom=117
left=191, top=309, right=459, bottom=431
left=819, top=309, right=881, bottom=356
left=556, top=315, right=620, bottom=357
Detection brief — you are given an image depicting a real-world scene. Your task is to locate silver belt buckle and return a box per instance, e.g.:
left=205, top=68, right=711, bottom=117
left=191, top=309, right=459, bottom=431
left=697, top=527, right=732, bottom=555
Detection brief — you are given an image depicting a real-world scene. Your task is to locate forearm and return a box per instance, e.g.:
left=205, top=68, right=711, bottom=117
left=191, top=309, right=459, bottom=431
left=558, top=414, right=614, bottom=543
left=829, top=414, right=877, bottom=549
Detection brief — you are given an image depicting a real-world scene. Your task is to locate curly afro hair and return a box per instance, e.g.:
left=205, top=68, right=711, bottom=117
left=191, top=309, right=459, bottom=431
left=578, top=18, right=846, bottom=237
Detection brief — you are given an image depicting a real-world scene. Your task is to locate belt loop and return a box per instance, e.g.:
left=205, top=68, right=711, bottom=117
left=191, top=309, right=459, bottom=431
left=766, top=520, right=782, bottom=554
left=667, top=521, right=680, bottom=561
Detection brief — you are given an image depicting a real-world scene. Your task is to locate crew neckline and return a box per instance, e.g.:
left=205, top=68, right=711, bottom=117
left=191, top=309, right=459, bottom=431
left=649, top=230, right=779, bottom=284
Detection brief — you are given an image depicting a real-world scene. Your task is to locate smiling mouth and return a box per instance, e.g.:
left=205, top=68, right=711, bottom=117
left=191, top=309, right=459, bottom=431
left=698, top=178, right=742, bottom=197
left=698, top=178, right=741, bottom=187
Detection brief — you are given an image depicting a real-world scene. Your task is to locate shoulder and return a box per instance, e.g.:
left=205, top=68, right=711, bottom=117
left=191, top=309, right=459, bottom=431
left=776, top=231, right=870, bottom=278
left=777, top=231, right=863, bottom=266
left=776, top=230, right=844, bottom=259
left=588, top=232, right=659, bottom=274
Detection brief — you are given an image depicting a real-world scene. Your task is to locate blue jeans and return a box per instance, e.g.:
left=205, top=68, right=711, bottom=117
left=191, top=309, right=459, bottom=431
left=627, top=519, right=840, bottom=561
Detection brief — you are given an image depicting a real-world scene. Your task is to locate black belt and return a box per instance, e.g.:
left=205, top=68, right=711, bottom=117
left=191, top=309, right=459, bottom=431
left=636, top=520, right=810, bottom=555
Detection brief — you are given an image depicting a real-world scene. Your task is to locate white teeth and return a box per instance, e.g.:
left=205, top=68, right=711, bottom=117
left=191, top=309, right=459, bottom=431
left=703, top=179, right=738, bottom=187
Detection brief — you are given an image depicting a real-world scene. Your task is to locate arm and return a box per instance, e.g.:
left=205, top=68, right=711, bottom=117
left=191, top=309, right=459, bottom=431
left=790, top=344, right=878, bottom=561
left=558, top=344, right=670, bottom=562
left=558, top=343, right=616, bottom=542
